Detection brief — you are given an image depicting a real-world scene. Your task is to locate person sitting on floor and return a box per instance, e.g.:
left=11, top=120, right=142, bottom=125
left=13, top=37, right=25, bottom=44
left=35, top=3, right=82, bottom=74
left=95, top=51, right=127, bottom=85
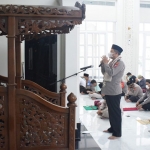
left=126, top=72, right=139, bottom=84
left=125, top=79, right=143, bottom=102
left=137, top=75, right=146, bottom=93
left=83, top=73, right=93, bottom=90
left=79, top=76, right=87, bottom=94
left=97, top=99, right=123, bottom=119
left=136, top=79, right=150, bottom=111
left=88, top=80, right=102, bottom=99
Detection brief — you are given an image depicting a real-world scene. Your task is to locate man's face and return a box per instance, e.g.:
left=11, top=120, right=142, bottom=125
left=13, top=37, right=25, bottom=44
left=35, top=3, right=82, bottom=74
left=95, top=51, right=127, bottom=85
left=110, top=49, right=118, bottom=59
left=92, top=83, right=97, bottom=87
left=84, top=76, right=88, bottom=81
left=129, top=83, right=134, bottom=88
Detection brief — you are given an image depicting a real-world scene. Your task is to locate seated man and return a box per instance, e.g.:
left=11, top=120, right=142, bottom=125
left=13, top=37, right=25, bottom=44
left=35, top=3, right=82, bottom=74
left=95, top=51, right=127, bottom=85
left=136, top=79, right=150, bottom=111
left=79, top=76, right=87, bottom=94
left=137, top=75, right=146, bottom=93
left=125, top=80, right=143, bottom=102
left=83, top=73, right=92, bottom=90
left=126, top=72, right=139, bottom=84
left=88, top=80, right=102, bottom=99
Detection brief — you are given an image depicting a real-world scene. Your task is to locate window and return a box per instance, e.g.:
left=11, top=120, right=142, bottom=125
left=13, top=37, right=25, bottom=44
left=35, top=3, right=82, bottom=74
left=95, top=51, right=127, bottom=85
left=79, top=21, right=116, bottom=81
left=138, top=23, right=150, bottom=79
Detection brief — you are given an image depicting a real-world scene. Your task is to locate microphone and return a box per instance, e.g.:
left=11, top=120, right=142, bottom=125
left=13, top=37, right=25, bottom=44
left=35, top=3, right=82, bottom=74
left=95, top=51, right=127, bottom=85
left=80, top=65, right=94, bottom=70
left=99, top=63, right=102, bottom=67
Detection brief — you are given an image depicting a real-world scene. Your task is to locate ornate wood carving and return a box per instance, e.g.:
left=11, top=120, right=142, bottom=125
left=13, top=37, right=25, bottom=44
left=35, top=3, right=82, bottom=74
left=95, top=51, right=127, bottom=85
left=0, top=87, right=8, bottom=150
left=0, top=4, right=81, bottom=16
left=67, top=93, right=77, bottom=150
left=25, top=86, right=60, bottom=105
left=17, top=97, right=68, bottom=148
left=17, top=19, right=80, bottom=39
left=0, top=18, right=7, bottom=36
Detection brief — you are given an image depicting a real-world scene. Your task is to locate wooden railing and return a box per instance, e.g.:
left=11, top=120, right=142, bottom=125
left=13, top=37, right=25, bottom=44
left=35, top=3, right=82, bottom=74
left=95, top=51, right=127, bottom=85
left=0, top=75, right=8, bottom=85
left=16, top=89, right=77, bottom=150
left=21, top=80, right=67, bottom=107
left=0, top=87, right=8, bottom=150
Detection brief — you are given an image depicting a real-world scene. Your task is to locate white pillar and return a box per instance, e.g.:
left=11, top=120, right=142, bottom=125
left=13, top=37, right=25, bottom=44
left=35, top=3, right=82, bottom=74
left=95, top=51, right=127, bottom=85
left=116, top=0, right=140, bottom=79
left=62, top=0, right=80, bottom=125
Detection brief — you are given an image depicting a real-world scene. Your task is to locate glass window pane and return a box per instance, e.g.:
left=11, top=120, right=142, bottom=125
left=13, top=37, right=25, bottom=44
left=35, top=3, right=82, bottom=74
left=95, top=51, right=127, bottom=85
left=108, top=33, right=113, bottom=50
left=139, top=23, right=143, bottom=31
left=88, top=46, right=92, bottom=57
left=146, top=48, right=150, bottom=59
left=100, top=46, right=105, bottom=56
left=146, top=36, right=150, bottom=47
left=139, top=34, right=143, bottom=57
left=80, top=21, right=85, bottom=31
left=145, top=60, right=150, bottom=70
left=97, top=22, right=106, bottom=31
left=107, top=22, right=113, bottom=31
left=93, top=70, right=99, bottom=79
left=80, top=34, right=84, bottom=45
left=88, top=34, right=93, bottom=45
left=145, top=71, right=150, bottom=79
left=80, top=58, right=84, bottom=68
left=93, top=34, right=99, bottom=45
left=144, top=23, right=150, bottom=31
left=86, top=21, right=96, bottom=31
left=93, top=46, right=99, bottom=57
left=80, top=46, right=84, bottom=57
left=100, top=34, right=105, bottom=45
left=138, top=57, right=143, bottom=75
left=93, top=58, right=99, bottom=69
left=87, top=58, right=92, bottom=66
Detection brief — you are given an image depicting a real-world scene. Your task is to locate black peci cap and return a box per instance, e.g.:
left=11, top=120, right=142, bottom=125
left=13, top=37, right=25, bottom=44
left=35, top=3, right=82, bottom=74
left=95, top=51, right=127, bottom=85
left=111, top=44, right=123, bottom=53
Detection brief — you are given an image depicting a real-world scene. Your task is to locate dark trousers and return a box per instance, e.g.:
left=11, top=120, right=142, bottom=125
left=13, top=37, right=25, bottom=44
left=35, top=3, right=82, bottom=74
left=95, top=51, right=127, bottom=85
left=105, top=94, right=122, bottom=137
left=127, top=95, right=139, bottom=102
left=139, top=101, right=150, bottom=110
left=79, top=85, right=92, bottom=94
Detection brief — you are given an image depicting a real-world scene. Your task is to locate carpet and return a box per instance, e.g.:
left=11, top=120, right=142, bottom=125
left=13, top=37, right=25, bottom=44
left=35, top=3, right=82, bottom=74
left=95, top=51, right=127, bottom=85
left=83, top=106, right=98, bottom=110
left=123, top=107, right=138, bottom=111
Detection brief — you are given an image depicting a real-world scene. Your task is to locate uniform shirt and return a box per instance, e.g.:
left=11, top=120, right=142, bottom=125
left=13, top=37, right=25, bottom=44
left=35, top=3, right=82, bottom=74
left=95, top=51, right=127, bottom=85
left=79, top=77, right=86, bottom=87
left=137, top=89, right=150, bottom=105
left=139, top=77, right=146, bottom=89
left=126, top=83, right=143, bottom=98
left=94, top=84, right=101, bottom=92
left=101, top=59, right=125, bottom=95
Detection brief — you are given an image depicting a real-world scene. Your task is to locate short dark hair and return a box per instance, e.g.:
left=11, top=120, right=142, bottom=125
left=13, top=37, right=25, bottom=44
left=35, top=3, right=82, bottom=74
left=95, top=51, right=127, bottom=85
left=146, top=79, right=150, bottom=84
left=126, top=72, right=131, bottom=76
left=91, top=80, right=96, bottom=84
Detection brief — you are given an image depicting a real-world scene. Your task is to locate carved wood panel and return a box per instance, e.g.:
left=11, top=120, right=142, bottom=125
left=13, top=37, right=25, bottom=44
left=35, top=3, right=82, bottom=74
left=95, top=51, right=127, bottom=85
left=0, top=18, right=7, bottom=36
left=16, top=96, right=69, bottom=149
left=23, top=86, right=60, bottom=105
left=0, top=88, right=8, bottom=150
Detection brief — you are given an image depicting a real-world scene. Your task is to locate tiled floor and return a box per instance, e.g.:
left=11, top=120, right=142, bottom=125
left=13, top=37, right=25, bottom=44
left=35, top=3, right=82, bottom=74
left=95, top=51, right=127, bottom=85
left=79, top=95, right=150, bottom=150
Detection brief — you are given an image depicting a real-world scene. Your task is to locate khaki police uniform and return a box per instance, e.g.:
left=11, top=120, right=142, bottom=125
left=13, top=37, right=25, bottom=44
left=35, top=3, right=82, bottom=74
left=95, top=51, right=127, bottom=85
left=101, top=59, right=125, bottom=137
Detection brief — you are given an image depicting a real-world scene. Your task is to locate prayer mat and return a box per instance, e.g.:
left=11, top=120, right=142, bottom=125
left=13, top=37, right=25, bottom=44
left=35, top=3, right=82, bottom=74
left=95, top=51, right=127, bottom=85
left=137, top=119, right=150, bottom=125
left=123, top=107, right=138, bottom=111
left=83, top=106, right=98, bottom=110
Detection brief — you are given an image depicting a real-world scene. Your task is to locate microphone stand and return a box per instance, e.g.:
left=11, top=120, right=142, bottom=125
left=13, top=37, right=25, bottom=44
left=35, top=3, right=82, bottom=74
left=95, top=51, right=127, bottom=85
left=50, top=69, right=86, bottom=85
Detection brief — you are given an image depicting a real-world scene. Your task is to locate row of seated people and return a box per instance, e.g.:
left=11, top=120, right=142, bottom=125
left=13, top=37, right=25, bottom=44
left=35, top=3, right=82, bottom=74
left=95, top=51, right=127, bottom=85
left=79, top=73, right=150, bottom=119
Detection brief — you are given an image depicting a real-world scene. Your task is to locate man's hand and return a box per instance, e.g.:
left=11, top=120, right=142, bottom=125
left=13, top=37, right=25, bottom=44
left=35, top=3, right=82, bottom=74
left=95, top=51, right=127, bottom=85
left=136, top=102, right=139, bottom=107
left=102, top=56, right=109, bottom=64
left=137, top=104, right=142, bottom=109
